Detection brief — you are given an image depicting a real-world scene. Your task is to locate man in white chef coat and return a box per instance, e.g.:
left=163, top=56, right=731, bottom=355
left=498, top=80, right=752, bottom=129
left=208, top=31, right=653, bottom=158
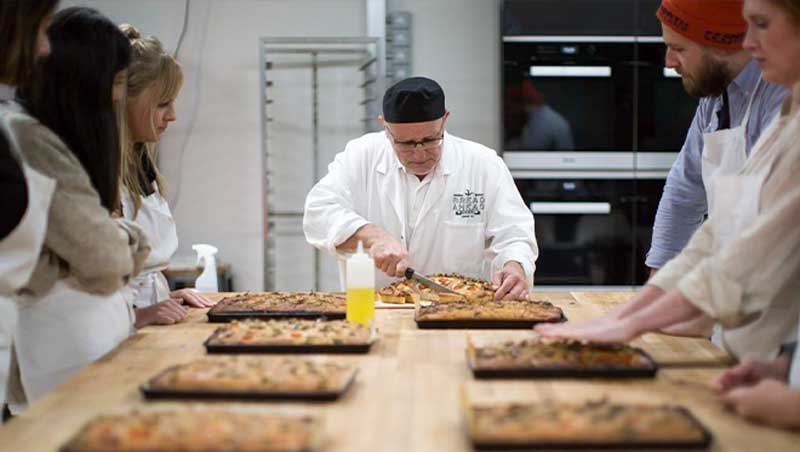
left=304, top=77, right=538, bottom=300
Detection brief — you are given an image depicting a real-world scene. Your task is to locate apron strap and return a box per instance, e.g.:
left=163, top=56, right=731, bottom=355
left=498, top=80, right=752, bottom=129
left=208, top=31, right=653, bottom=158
left=741, top=75, right=762, bottom=129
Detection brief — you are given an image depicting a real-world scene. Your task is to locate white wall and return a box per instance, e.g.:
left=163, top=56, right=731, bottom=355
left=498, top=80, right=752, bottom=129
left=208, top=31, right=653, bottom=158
left=387, top=0, right=502, bottom=150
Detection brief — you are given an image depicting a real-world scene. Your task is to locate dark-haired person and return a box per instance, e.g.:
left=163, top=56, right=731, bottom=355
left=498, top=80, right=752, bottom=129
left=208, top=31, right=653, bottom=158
left=0, top=0, right=57, bottom=98
left=0, top=0, right=59, bottom=412
left=1, top=7, right=150, bottom=410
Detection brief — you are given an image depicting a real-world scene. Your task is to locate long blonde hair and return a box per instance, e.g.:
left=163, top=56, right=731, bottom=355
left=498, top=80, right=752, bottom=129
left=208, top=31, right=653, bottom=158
left=119, top=23, right=183, bottom=215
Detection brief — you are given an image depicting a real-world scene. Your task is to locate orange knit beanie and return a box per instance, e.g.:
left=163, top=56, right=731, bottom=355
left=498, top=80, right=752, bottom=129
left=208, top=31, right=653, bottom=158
left=657, top=0, right=747, bottom=50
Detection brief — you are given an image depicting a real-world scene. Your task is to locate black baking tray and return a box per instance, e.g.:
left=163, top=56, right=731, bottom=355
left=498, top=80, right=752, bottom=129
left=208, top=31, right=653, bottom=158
left=140, top=368, right=357, bottom=402
left=415, top=312, right=567, bottom=330
left=203, top=334, right=375, bottom=355
left=469, top=406, right=713, bottom=450
left=467, top=348, right=658, bottom=379
left=207, top=310, right=346, bottom=323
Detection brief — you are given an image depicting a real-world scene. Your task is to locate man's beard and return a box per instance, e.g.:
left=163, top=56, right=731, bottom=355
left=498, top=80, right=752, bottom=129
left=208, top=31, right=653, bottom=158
left=682, top=54, right=732, bottom=98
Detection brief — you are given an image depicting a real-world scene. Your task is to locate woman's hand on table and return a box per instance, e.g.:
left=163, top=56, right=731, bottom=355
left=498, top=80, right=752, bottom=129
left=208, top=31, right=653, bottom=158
left=535, top=317, right=639, bottom=343
left=134, top=299, right=188, bottom=328
left=534, top=285, right=665, bottom=339
left=533, top=307, right=625, bottom=339
left=710, top=355, right=791, bottom=394
left=170, top=288, right=214, bottom=308
left=719, top=379, right=800, bottom=430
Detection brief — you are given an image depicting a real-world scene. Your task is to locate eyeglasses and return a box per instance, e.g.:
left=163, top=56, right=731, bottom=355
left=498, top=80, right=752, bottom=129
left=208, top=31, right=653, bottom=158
left=384, top=124, right=445, bottom=153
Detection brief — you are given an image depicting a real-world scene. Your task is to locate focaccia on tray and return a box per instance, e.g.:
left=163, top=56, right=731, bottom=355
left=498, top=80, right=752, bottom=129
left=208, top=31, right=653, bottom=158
left=416, top=299, right=564, bottom=322
left=62, top=409, right=317, bottom=452
left=206, top=318, right=372, bottom=346
left=466, top=399, right=709, bottom=446
left=147, top=356, right=356, bottom=393
left=467, top=338, right=655, bottom=371
left=378, top=273, right=495, bottom=304
left=208, top=291, right=345, bottom=315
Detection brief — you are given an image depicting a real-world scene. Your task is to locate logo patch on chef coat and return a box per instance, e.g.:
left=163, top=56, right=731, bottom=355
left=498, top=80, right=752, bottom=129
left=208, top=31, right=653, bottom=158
left=452, top=189, right=485, bottom=219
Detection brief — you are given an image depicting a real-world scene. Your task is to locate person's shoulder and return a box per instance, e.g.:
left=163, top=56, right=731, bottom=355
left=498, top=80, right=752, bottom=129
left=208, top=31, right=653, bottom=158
left=0, top=110, right=83, bottom=177
left=0, top=108, right=65, bottom=153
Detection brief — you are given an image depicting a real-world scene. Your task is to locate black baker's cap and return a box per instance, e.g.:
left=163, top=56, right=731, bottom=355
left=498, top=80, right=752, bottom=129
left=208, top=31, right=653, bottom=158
left=382, top=77, right=445, bottom=123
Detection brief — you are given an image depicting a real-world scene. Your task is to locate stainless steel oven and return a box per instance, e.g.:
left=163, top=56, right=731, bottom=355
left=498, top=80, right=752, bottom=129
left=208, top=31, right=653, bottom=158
left=501, top=0, right=699, bottom=170
left=502, top=36, right=697, bottom=165
left=501, top=0, right=698, bottom=286
left=514, top=174, right=665, bottom=286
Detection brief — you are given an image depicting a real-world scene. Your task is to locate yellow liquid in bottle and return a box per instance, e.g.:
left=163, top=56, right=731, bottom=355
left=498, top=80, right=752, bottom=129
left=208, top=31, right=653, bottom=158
left=346, top=287, right=375, bottom=327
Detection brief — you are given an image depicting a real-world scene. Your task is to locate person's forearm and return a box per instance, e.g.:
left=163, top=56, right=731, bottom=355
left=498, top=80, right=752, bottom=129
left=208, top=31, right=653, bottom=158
left=610, top=284, right=666, bottom=319
left=659, top=312, right=715, bottom=337
left=624, top=288, right=703, bottom=337
left=336, top=223, right=387, bottom=253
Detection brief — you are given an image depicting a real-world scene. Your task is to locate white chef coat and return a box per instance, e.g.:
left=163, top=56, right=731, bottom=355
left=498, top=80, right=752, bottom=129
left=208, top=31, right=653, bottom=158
left=304, top=131, right=538, bottom=289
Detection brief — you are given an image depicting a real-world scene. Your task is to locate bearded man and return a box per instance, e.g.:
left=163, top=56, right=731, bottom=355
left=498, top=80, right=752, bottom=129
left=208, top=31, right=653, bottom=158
left=647, top=0, right=786, bottom=275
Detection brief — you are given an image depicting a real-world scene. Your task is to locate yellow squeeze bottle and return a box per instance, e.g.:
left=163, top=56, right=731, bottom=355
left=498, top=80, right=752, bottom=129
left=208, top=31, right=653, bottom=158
left=346, top=241, right=375, bottom=327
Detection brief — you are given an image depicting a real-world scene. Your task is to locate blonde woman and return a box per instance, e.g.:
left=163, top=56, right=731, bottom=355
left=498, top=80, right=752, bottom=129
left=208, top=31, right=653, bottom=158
left=119, top=24, right=212, bottom=329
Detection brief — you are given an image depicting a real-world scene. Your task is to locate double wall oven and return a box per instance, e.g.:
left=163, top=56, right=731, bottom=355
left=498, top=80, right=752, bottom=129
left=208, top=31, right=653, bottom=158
left=501, top=0, right=699, bottom=286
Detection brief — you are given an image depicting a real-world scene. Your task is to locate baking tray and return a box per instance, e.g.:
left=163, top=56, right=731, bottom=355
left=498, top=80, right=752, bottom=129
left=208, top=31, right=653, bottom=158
left=60, top=414, right=322, bottom=452
left=468, top=406, right=713, bottom=450
left=140, top=367, right=357, bottom=402
left=467, top=348, right=658, bottom=379
left=207, top=310, right=345, bottom=323
left=203, top=329, right=376, bottom=354
left=415, top=312, right=567, bottom=330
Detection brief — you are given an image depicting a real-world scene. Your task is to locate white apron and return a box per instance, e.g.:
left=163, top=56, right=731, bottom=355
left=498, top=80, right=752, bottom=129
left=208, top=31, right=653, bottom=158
left=121, top=189, right=178, bottom=308
left=0, top=165, right=54, bottom=409
left=790, top=320, right=799, bottom=389
left=12, top=281, right=133, bottom=407
left=700, top=79, right=759, bottom=356
left=702, top=78, right=793, bottom=359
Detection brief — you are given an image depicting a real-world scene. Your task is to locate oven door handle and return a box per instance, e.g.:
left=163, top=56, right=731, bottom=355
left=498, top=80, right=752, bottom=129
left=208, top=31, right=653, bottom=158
left=530, top=202, right=611, bottom=215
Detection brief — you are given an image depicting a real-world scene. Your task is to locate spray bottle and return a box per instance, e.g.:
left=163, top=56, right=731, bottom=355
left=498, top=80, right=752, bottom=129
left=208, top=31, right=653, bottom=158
left=192, top=244, right=219, bottom=292
left=346, top=241, right=375, bottom=327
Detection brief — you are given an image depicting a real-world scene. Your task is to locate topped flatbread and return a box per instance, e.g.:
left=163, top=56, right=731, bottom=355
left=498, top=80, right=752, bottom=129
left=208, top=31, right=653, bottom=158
left=378, top=273, right=495, bottom=304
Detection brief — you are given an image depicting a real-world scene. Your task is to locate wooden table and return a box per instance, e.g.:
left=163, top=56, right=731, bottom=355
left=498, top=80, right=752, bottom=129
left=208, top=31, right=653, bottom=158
left=1, top=292, right=797, bottom=451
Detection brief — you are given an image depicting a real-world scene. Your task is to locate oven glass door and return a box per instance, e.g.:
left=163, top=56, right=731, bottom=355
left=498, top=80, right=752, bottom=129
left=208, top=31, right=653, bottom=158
left=515, top=178, right=640, bottom=285
left=503, top=42, right=636, bottom=152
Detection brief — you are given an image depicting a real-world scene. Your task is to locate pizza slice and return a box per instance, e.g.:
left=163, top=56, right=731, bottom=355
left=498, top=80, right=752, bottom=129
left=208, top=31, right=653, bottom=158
left=378, top=273, right=496, bottom=304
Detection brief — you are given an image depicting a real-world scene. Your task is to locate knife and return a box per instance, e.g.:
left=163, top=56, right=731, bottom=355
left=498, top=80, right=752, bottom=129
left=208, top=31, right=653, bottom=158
left=404, top=268, right=460, bottom=294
